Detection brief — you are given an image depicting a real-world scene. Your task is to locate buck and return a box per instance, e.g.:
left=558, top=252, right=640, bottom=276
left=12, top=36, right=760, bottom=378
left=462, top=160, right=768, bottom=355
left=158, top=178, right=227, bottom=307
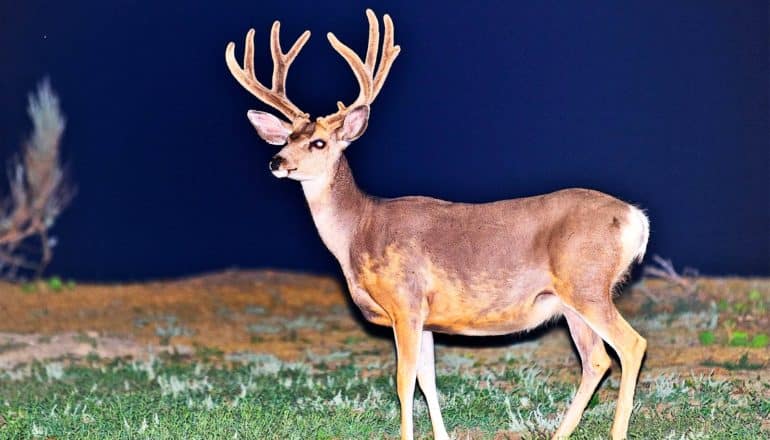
left=226, top=9, right=649, bottom=440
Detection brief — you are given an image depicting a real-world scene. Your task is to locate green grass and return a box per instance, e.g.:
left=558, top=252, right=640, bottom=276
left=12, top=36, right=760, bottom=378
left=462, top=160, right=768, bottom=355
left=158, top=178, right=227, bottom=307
left=18, top=277, right=76, bottom=294
left=0, top=356, right=765, bottom=439
left=699, top=330, right=716, bottom=346
left=689, top=289, right=770, bottom=349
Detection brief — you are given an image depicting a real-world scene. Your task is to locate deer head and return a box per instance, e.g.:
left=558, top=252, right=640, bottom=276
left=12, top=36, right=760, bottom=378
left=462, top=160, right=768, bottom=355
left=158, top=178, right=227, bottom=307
left=225, top=9, right=400, bottom=182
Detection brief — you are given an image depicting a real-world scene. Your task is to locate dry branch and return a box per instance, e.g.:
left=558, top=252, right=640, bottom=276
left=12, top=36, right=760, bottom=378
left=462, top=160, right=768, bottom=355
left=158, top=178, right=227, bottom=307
left=643, top=254, right=698, bottom=297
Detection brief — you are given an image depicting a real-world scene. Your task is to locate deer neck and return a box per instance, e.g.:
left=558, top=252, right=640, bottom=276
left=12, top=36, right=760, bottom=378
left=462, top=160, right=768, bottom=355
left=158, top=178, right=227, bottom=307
left=301, top=154, right=370, bottom=268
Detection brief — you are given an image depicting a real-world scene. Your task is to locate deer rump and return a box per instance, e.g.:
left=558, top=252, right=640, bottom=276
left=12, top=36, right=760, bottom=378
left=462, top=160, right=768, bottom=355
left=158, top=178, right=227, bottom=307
left=348, top=188, right=649, bottom=336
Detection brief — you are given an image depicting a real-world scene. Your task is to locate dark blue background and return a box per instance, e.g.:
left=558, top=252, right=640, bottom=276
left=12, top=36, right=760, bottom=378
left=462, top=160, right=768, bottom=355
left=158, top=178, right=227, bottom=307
left=1, top=1, right=767, bottom=280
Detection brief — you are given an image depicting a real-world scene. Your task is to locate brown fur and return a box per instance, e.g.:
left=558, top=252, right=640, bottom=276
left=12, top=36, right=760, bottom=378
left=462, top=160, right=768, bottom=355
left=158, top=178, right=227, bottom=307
left=307, top=155, right=648, bottom=440
left=324, top=156, right=640, bottom=337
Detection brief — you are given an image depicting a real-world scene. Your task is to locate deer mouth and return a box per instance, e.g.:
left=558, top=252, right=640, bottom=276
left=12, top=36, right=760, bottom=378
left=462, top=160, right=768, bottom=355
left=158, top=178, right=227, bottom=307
left=271, top=167, right=297, bottom=178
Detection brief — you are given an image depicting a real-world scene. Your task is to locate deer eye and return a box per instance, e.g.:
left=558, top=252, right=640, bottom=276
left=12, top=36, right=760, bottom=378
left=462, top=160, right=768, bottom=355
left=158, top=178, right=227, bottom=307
left=309, top=139, right=326, bottom=150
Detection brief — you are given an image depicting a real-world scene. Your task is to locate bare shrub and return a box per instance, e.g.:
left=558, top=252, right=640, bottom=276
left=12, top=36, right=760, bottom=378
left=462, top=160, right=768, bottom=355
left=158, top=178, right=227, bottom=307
left=0, top=80, right=73, bottom=278
left=643, top=255, right=695, bottom=288
left=642, top=255, right=699, bottom=302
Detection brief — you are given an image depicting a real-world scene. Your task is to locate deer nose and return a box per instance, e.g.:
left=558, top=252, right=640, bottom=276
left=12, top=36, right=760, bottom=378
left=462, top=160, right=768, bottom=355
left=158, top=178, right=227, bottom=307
left=269, top=155, right=285, bottom=171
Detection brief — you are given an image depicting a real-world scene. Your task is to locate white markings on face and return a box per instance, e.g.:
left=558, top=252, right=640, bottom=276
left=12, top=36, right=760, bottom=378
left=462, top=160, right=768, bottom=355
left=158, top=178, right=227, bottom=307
left=271, top=169, right=289, bottom=178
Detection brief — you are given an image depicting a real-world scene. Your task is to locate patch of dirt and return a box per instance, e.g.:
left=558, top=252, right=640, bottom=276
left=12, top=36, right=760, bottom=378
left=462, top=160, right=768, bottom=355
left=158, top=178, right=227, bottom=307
left=0, top=270, right=371, bottom=365
left=0, top=332, right=191, bottom=369
left=0, top=271, right=767, bottom=382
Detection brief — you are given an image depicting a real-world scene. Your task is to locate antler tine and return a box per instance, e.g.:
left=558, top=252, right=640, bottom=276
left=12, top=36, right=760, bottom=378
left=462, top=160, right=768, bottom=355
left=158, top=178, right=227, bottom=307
left=225, top=23, right=310, bottom=121
left=243, top=29, right=256, bottom=77
left=372, top=14, right=401, bottom=101
left=364, top=9, right=380, bottom=72
left=270, top=21, right=311, bottom=96
left=327, top=32, right=374, bottom=109
left=320, top=9, right=400, bottom=128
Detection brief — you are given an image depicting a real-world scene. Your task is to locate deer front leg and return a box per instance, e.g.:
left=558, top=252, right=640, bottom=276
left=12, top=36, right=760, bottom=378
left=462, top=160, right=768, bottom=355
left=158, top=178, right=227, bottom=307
left=417, top=331, right=449, bottom=440
left=393, top=318, right=422, bottom=440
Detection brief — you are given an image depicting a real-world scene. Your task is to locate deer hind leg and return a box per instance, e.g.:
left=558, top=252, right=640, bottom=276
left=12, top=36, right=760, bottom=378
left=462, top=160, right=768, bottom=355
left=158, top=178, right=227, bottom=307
left=393, top=317, right=423, bottom=440
left=552, top=309, right=611, bottom=439
left=416, top=331, right=449, bottom=440
left=567, top=299, right=646, bottom=440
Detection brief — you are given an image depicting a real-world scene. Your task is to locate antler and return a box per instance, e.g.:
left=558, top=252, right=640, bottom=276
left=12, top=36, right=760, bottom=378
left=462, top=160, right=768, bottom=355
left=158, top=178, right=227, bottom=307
left=225, top=22, right=311, bottom=122
left=319, top=9, right=401, bottom=127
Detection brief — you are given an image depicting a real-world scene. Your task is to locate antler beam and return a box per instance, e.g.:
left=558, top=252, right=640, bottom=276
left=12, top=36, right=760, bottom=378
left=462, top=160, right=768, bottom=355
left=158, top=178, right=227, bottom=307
left=225, top=23, right=311, bottom=121
left=320, top=9, right=401, bottom=127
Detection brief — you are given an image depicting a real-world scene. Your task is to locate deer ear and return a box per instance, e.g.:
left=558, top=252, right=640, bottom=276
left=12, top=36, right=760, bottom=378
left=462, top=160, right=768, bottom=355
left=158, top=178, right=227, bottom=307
left=247, top=110, right=292, bottom=145
left=336, top=105, right=370, bottom=143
